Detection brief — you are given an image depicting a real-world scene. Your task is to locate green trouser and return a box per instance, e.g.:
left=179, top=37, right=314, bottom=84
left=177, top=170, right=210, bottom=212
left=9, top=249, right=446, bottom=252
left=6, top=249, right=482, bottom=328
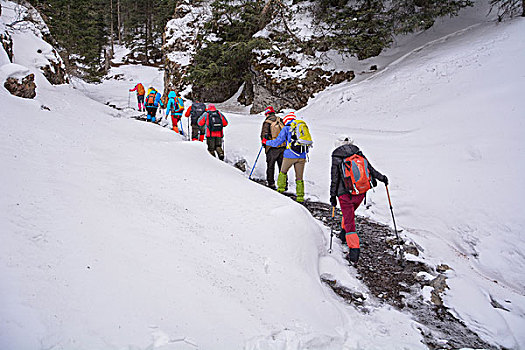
left=206, top=136, right=224, bottom=160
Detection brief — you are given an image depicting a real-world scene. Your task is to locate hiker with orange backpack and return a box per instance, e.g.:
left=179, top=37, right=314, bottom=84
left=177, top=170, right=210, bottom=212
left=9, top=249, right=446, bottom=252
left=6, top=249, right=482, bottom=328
left=260, top=106, right=285, bottom=189
left=166, top=90, right=185, bottom=133
left=144, top=87, right=163, bottom=122
left=129, top=83, right=145, bottom=111
left=329, top=136, right=388, bottom=266
left=262, top=112, right=312, bottom=202
left=197, top=104, right=228, bottom=160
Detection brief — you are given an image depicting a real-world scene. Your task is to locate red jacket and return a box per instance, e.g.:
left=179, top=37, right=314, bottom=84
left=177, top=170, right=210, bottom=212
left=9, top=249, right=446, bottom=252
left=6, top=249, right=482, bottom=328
left=129, top=83, right=145, bottom=95
left=197, top=107, right=228, bottom=138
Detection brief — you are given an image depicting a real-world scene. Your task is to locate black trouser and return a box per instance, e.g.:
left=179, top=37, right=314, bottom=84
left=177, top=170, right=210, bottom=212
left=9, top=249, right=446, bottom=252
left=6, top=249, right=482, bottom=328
left=206, top=137, right=224, bottom=160
left=191, top=123, right=205, bottom=140
left=265, top=147, right=284, bottom=186
left=146, top=106, right=158, bottom=121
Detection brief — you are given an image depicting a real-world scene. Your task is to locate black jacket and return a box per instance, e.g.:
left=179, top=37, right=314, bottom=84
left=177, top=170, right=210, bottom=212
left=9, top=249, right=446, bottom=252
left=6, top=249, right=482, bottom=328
left=330, top=144, right=385, bottom=197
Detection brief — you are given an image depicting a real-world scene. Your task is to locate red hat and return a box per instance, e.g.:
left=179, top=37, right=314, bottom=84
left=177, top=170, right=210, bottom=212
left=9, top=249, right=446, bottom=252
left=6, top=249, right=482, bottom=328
left=264, top=106, right=275, bottom=115
left=283, top=112, right=296, bottom=125
left=207, top=104, right=216, bottom=111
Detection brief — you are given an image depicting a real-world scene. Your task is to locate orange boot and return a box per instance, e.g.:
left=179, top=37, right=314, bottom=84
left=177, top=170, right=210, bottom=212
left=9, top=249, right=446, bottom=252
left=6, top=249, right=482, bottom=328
left=172, top=125, right=179, bottom=133
left=199, top=134, right=205, bottom=142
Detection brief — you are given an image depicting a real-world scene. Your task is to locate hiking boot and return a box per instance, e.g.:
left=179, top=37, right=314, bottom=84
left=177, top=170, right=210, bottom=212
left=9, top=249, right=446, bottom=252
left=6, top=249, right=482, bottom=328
left=267, top=182, right=276, bottom=190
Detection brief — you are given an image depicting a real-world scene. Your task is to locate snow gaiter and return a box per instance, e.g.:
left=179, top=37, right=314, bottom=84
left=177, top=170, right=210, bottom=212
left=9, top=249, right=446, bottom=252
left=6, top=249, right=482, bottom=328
left=277, top=172, right=287, bottom=193
left=296, top=180, right=304, bottom=202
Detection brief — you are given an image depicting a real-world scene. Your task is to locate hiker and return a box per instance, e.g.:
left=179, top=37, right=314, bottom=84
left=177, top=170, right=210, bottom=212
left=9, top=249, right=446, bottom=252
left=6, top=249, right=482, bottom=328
left=262, top=112, right=312, bottom=202
left=166, top=90, right=185, bottom=133
left=129, top=83, right=145, bottom=111
left=144, top=87, right=163, bottom=122
left=260, top=106, right=285, bottom=189
left=197, top=104, right=228, bottom=160
left=185, top=100, right=207, bottom=141
left=329, top=136, right=388, bottom=266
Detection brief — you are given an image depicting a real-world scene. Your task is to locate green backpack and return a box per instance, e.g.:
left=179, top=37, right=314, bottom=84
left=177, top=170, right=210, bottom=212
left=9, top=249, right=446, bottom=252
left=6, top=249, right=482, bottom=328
left=288, top=119, right=313, bottom=154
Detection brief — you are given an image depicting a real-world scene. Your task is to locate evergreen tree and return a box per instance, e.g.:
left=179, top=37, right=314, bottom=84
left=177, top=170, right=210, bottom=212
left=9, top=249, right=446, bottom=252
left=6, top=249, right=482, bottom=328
left=186, top=0, right=271, bottom=100
left=29, top=0, right=177, bottom=79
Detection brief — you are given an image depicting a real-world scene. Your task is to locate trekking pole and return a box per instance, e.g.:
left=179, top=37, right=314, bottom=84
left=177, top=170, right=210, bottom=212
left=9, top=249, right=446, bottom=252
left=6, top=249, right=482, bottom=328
left=187, top=117, right=190, bottom=141
left=385, top=185, right=405, bottom=264
left=179, top=119, right=184, bottom=137
left=248, top=145, right=264, bottom=179
left=128, top=91, right=130, bottom=109
left=328, top=206, right=335, bottom=254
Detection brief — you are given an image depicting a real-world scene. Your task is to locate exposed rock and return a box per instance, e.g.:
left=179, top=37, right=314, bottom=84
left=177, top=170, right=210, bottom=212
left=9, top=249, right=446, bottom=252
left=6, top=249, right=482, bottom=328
left=436, top=264, right=451, bottom=273
left=243, top=61, right=354, bottom=114
left=40, top=54, right=68, bottom=85
left=1, top=32, right=13, bottom=62
left=429, top=274, right=448, bottom=306
left=233, top=159, right=247, bottom=173
left=4, top=74, right=36, bottom=99
left=163, top=59, right=185, bottom=96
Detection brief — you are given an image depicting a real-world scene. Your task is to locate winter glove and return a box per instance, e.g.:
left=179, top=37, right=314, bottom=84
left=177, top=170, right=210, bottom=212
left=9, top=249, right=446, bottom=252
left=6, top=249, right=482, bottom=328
left=262, top=138, right=267, bottom=145
left=381, top=175, right=389, bottom=185
left=330, top=196, right=337, bottom=207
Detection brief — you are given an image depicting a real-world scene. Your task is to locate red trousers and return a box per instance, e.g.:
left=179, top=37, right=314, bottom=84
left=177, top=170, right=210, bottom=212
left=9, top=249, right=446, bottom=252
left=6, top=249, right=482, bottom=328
left=338, top=193, right=365, bottom=262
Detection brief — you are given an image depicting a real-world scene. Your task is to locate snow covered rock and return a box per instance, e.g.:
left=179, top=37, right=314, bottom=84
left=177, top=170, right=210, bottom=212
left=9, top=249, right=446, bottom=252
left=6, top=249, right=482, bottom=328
left=4, top=72, right=35, bottom=98
left=0, top=0, right=68, bottom=86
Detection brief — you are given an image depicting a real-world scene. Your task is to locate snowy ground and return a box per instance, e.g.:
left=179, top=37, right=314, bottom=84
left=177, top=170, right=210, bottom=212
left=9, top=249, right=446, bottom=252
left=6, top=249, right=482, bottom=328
left=1, top=0, right=525, bottom=349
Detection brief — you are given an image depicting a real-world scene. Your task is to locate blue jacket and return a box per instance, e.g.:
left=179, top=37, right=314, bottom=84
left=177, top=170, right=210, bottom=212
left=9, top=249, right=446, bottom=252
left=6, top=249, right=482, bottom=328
left=146, top=90, right=163, bottom=108
left=166, top=91, right=184, bottom=117
left=266, top=121, right=307, bottom=159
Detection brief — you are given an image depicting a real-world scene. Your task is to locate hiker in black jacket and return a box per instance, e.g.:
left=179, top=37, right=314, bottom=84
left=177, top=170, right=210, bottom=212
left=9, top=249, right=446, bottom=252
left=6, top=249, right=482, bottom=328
left=330, top=136, right=388, bottom=265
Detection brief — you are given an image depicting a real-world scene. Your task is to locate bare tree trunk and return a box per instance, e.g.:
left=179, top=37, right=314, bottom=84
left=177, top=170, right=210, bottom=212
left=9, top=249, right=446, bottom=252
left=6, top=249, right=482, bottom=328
left=117, top=0, right=121, bottom=44
left=522, top=0, right=525, bottom=16
left=104, top=49, right=110, bottom=72
left=109, top=0, right=114, bottom=56
left=145, top=7, right=150, bottom=64
left=259, top=0, right=273, bottom=30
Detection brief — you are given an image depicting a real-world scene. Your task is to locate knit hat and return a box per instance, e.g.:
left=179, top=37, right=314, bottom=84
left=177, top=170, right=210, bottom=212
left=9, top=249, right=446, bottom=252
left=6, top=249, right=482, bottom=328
left=207, top=103, right=216, bottom=111
left=264, top=106, right=275, bottom=115
left=283, top=112, right=296, bottom=125
left=334, top=135, right=354, bottom=148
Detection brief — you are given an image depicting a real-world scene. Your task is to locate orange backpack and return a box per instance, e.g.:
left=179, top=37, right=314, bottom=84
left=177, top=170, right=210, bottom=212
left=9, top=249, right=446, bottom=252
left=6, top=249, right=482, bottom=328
left=146, top=91, right=156, bottom=106
left=341, top=154, right=372, bottom=195
left=137, top=83, right=145, bottom=95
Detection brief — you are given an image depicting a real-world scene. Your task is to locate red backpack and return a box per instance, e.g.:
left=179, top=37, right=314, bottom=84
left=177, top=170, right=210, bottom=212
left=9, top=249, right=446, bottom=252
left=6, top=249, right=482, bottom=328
left=341, top=154, right=372, bottom=195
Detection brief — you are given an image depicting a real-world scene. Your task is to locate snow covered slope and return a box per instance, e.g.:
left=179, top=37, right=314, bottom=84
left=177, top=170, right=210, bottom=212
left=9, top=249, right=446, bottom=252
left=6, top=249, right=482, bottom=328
left=300, top=17, right=525, bottom=348
left=1, top=0, right=524, bottom=349
left=1, top=1, right=421, bottom=349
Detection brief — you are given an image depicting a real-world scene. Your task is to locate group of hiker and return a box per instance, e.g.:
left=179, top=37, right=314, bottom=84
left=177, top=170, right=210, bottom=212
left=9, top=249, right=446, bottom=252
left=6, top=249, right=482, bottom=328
left=131, top=82, right=390, bottom=266
left=259, top=107, right=388, bottom=267
left=129, top=83, right=228, bottom=160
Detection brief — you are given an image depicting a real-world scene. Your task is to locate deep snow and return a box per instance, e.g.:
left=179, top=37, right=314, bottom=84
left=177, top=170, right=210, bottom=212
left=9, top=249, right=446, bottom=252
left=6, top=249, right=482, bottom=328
left=1, top=0, right=524, bottom=349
